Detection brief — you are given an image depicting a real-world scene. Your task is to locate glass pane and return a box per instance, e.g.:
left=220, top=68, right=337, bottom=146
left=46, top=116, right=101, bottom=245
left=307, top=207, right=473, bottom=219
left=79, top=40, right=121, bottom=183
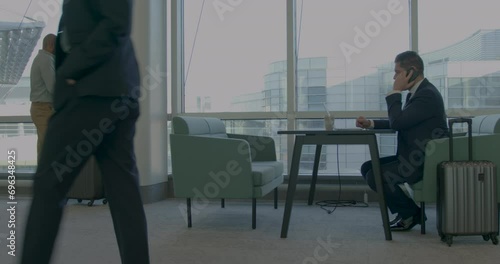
left=0, top=77, right=31, bottom=116
left=420, top=0, right=500, bottom=111
left=223, top=120, right=287, bottom=170
left=0, top=123, right=37, bottom=173
left=296, top=0, right=409, bottom=112
left=295, top=118, right=396, bottom=176
left=0, top=2, right=62, bottom=116
left=183, top=0, right=286, bottom=112
left=1, top=2, right=61, bottom=173
left=167, top=119, right=287, bottom=175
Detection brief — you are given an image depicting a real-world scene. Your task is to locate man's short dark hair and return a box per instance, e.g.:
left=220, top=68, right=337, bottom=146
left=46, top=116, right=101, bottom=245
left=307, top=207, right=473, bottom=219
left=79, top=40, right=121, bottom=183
left=395, top=51, right=424, bottom=74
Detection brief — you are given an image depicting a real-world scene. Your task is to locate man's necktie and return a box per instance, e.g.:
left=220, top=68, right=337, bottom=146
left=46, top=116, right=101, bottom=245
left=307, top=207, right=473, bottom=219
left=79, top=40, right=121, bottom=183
left=403, top=92, right=412, bottom=109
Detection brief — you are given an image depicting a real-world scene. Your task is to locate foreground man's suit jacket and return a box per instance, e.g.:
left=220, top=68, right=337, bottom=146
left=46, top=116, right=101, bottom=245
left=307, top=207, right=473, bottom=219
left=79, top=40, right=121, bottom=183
left=54, top=0, right=140, bottom=110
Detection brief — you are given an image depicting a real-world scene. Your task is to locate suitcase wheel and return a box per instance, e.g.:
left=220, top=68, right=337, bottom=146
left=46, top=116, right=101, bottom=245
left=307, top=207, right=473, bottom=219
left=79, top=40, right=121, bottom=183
left=87, top=200, right=94, bottom=207
left=491, top=235, right=499, bottom=245
left=444, top=235, right=453, bottom=246
left=482, top=235, right=490, bottom=242
left=77, top=199, right=82, bottom=203
left=103, top=199, right=108, bottom=205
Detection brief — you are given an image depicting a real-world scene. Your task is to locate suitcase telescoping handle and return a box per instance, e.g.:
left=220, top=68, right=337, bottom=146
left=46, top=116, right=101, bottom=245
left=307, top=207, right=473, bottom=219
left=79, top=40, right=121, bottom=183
left=448, top=118, right=473, bottom=161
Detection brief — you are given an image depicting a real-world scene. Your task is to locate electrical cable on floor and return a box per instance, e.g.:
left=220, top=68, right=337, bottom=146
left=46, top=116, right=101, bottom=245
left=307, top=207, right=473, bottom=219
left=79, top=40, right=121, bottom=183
left=316, top=145, right=368, bottom=214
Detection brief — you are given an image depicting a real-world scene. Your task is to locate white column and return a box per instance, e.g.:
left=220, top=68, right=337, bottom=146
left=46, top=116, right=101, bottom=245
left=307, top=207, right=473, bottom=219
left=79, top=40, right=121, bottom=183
left=131, top=0, right=169, bottom=203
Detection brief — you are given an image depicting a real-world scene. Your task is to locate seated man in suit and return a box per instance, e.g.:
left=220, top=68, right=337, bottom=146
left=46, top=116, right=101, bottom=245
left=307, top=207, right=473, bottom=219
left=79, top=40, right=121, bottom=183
left=356, top=51, right=448, bottom=231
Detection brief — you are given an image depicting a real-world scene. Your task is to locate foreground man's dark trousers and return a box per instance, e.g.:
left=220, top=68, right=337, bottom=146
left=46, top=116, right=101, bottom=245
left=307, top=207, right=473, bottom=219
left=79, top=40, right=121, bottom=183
left=21, top=95, right=150, bottom=264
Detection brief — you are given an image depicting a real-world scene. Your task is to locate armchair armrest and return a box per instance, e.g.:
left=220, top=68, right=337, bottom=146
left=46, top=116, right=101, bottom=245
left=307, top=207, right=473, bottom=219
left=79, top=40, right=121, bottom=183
left=417, top=134, right=500, bottom=203
left=227, top=134, right=277, bottom=162
left=416, top=137, right=448, bottom=202
left=170, top=134, right=254, bottom=198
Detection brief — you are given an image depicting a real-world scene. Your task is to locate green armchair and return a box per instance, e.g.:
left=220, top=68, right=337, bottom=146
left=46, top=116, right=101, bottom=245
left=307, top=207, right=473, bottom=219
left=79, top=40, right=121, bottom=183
left=170, top=116, right=284, bottom=229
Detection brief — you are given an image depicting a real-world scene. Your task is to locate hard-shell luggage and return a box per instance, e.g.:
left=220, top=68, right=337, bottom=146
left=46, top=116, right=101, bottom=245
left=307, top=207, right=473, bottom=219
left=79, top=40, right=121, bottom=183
left=437, top=118, right=499, bottom=246
left=66, top=156, right=107, bottom=206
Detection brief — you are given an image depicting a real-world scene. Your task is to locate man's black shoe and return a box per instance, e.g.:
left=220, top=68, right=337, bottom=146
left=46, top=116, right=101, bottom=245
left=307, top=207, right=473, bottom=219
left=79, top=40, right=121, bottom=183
left=390, top=211, right=427, bottom=231
left=389, top=214, right=402, bottom=225
left=390, top=216, right=418, bottom=231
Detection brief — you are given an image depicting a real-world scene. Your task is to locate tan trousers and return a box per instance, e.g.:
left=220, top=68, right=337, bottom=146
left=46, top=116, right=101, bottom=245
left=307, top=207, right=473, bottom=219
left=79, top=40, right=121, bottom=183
left=30, top=102, right=54, bottom=160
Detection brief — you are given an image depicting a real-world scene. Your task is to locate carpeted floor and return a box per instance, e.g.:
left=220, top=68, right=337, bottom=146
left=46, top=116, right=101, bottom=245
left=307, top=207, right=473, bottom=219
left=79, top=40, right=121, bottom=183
left=0, top=197, right=499, bottom=264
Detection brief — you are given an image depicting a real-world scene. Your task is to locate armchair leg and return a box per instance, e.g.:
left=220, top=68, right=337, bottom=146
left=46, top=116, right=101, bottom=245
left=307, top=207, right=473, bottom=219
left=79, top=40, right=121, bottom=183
left=274, top=188, right=278, bottom=209
left=420, top=202, right=425, bottom=234
left=252, top=198, right=257, bottom=229
left=221, top=198, right=225, bottom=208
left=187, top=198, right=192, bottom=228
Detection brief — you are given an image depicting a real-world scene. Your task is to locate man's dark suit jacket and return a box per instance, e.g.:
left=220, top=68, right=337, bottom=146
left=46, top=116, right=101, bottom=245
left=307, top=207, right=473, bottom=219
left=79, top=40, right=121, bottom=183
left=374, top=78, right=448, bottom=184
left=54, top=0, right=140, bottom=110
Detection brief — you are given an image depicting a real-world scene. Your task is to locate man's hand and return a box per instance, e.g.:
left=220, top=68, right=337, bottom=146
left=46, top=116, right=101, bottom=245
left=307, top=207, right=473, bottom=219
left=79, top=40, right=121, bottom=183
left=356, top=116, right=371, bottom=129
left=393, top=70, right=416, bottom=92
left=66, top=79, right=76, bottom=85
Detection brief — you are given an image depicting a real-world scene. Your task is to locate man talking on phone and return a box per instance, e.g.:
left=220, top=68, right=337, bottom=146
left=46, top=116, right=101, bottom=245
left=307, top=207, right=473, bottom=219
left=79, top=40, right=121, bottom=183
left=356, top=51, right=448, bottom=231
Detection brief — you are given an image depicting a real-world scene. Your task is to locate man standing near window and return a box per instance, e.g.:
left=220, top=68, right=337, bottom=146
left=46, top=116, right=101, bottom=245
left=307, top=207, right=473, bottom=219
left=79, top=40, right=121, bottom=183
left=30, top=33, right=56, bottom=159
left=21, top=0, right=150, bottom=263
left=356, top=51, right=448, bottom=231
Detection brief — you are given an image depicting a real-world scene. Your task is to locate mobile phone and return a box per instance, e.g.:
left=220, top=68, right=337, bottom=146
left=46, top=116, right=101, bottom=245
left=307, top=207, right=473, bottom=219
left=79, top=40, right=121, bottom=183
left=406, top=67, right=419, bottom=83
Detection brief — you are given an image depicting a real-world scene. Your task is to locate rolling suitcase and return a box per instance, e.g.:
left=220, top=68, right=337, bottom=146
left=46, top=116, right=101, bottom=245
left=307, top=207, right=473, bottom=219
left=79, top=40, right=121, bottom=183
left=66, top=156, right=107, bottom=206
left=437, top=118, right=499, bottom=246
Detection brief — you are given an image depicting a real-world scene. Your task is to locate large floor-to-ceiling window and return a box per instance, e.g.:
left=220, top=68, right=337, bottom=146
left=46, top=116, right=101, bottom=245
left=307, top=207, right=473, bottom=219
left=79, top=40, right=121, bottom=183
left=419, top=0, right=500, bottom=114
left=293, top=0, right=409, bottom=174
left=170, top=0, right=500, bottom=178
left=2, top=0, right=500, bottom=179
left=183, top=0, right=286, bottom=113
left=0, top=1, right=61, bottom=174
